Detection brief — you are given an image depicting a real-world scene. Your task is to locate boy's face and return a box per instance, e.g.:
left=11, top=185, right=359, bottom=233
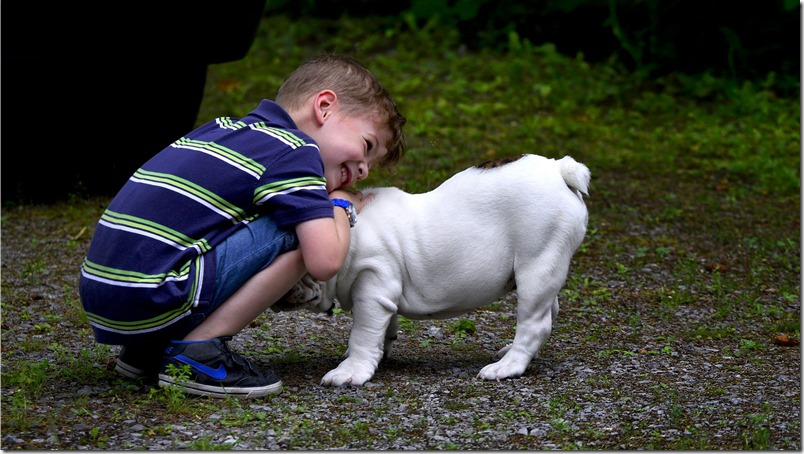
left=315, top=110, right=391, bottom=193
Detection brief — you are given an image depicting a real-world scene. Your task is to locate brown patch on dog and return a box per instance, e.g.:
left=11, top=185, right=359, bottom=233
left=474, top=154, right=526, bottom=170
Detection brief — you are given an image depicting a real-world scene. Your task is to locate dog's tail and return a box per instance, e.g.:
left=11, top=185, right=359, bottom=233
left=559, top=156, right=591, bottom=197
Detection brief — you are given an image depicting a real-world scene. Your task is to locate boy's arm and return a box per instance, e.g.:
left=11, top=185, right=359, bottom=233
left=295, top=190, right=372, bottom=281
left=295, top=212, right=351, bottom=282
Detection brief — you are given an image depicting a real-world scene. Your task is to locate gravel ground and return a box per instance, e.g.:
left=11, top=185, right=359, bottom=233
left=1, top=196, right=801, bottom=450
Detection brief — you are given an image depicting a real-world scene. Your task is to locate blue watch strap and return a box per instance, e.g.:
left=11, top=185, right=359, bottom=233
left=331, top=198, right=357, bottom=227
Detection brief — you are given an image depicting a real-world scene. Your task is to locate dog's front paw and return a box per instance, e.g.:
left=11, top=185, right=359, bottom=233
left=477, top=357, right=528, bottom=381
left=320, top=359, right=375, bottom=387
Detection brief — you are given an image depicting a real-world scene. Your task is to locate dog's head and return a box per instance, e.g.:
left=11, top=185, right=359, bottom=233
left=271, top=274, right=335, bottom=315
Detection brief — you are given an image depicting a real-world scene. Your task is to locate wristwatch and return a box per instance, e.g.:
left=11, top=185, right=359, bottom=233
left=331, top=198, right=357, bottom=228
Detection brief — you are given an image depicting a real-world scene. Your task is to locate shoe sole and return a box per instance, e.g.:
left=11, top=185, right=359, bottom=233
left=157, top=374, right=282, bottom=398
left=115, top=359, right=147, bottom=380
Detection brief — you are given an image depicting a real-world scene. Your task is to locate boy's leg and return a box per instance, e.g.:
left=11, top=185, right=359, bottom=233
left=158, top=216, right=305, bottom=398
left=184, top=249, right=305, bottom=341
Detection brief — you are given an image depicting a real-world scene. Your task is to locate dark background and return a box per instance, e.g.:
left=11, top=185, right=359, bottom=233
left=2, top=2, right=266, bottom=203
left=267, top=0, right=800, bottom=84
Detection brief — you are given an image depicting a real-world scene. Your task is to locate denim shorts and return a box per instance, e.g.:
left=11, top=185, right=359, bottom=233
left=113, top=216, right=299, bottom=347
left=210, top=215, right=299, bottom=310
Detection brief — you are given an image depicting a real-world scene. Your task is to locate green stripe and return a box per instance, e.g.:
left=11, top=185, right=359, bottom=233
left=102, top=210, right=211, bottom=253
left=251, top=122, right=306, bottom=147
left=216, top=117, right=247, bottom=129
left=82, top=257, right=187, bottom=284
left=133, top=169, right=247, bottom=221
left=174, top=137, right=265, bottom=176
left=83, top=257, right=203, bottom=331
left=254, top=176, right=326, bottom=201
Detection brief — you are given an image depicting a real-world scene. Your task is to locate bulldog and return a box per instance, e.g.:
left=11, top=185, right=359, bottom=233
left=277, top=154, right=590, bottom=386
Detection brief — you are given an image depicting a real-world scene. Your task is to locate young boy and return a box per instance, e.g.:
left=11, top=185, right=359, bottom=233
left=78, top=54, right=406, bottom=398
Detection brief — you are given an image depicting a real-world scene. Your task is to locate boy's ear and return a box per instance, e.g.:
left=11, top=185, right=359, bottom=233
left=314, top=90, right=338, bottom=125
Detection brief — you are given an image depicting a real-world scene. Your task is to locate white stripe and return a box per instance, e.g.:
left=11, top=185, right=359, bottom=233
left=249, top=125, right=301, bottom=148
left=130, top=176, right=240, bottom=224
left=98, top=219, right=190, bottom=251
left=80, top=268, right=188, bottom=289
left=170, top=142, right=260, bottom=179
left=215, top=118, right=242, bottom=130
left=192, top=255, right=205, bottom=308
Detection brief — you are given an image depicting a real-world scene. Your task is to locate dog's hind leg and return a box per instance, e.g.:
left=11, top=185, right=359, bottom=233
left=383, top=314, right=399, bottom=360
left=494, top=296, right=559, bottom=360
left=478, top=256, right=566, bottom=380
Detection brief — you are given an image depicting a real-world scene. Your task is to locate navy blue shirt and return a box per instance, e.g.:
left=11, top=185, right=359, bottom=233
left=79, top=100, right=333, bottom=344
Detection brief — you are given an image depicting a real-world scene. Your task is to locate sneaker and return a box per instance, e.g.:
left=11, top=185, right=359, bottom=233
left=157, top=336, right=282, bottom=398
left=115, top=345, right=165, bottom=382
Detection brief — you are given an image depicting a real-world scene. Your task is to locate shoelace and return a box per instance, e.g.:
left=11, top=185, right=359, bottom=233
left=218, top=336, right=264, bottom=375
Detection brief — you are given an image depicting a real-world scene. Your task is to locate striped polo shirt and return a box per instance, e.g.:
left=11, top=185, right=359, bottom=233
left=79, top=100, right=333, bottom=344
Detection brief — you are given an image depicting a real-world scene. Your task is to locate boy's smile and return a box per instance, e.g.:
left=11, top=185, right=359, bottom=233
left=287, top=88, right=398, bottom=193
left=318, top=112, right=391, bottom=192
left=340, top=165, right=353, bottom=187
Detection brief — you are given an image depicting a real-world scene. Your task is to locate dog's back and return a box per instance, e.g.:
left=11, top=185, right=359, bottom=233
left=465, top=153, right=589, bottom=198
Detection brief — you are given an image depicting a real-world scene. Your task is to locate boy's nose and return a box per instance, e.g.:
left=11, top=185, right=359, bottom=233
left=357, top=164, right=367, bottom=180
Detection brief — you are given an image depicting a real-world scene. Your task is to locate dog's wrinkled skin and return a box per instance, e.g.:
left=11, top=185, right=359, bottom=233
left=272, top=274, right=326, bottom=313
left=283, top=154, right=590, bottom=387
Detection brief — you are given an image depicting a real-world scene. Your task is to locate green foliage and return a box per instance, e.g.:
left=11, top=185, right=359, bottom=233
left=148, top=363, right=193, bottom=413
left=738, top=338, right=764, bottom=352
left=309, top=0, right=799, bottom=94
left=410, top=0, right=484, bottom=24
left=448, top=319, right=476, bottom=337
left=398, top=316, right=416, bottom=331
left=3, top=358, right=50, bottom=399
left=203, top=14, right=799, bottom=198
left=741, top=406, right=773, bottom=450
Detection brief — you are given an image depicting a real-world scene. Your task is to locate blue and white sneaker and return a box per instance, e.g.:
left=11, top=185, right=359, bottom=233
left=157, top=336, right=282, bottom=398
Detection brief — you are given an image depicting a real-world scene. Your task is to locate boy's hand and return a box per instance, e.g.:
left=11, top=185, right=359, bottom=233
left=330, top=190, right=375, bottom=213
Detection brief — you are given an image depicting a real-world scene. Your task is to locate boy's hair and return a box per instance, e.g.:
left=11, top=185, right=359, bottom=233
left=276, top=54, right=406, bottom=168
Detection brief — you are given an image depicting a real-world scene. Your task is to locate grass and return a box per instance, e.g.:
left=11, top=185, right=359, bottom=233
left=1, top=13, right=799, bottom=450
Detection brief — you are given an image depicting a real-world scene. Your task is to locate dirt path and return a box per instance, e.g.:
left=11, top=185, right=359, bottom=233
left=1, top=182, right=800, bottom=449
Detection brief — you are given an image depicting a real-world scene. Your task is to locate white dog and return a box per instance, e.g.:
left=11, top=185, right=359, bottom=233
left=277, top=154, right=590, bottom=386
